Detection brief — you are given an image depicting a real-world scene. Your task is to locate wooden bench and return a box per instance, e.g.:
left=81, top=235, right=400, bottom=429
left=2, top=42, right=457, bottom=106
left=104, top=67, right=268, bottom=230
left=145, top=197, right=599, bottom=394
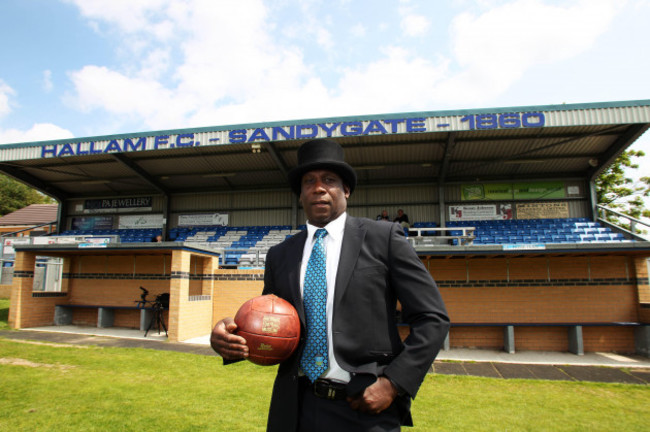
left=443, top=322, right=649, bottom=356
left=54, top=304, right=163, bottom=331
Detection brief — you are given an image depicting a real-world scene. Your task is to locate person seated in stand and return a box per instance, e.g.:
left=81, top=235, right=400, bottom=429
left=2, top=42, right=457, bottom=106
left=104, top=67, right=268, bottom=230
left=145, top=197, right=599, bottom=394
left=393, top=209, right=410, bottom=229
left=376, top=209, right=390, bottom=221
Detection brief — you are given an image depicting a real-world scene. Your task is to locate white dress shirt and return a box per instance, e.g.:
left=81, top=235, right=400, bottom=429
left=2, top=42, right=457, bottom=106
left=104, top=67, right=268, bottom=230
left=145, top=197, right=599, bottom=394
left=300, top=212, right=350, bottom=383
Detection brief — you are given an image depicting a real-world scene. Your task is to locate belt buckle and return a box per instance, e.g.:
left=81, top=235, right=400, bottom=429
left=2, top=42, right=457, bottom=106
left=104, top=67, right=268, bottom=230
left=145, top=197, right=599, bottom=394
left=313, top=379, right=343, bottom=400
left=313, top=379, right=329, bottom=399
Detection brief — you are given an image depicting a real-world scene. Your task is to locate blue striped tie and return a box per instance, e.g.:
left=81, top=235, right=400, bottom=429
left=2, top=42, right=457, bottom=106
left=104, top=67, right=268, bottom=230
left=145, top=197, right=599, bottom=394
left=300, top=228, right=329, bottom=382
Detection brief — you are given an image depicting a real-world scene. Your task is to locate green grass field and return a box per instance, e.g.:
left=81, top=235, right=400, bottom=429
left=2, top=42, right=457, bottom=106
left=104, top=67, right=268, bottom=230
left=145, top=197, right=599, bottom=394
left=1, top=298, right=649, bottom=431
left=0, top=298, right=9, bottom=330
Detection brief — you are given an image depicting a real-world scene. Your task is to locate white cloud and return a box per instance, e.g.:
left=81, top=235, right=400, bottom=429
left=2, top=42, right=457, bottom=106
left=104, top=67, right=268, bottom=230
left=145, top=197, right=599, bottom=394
left=137, top=49, right=172, bottom=82
left=0, top=80, right=15, bottom=118
left=42, top=70, right=53, bottom=93
left=64, top=0, right=174, bottom=39
left=63, top=0, right=329, bottom=128
left=433, top=0, right=623, bottom=105
left=400, top=14, right=430, bottom=37
left=351, top=23, right=367, bottom=38
left=398, top=0, right=430, bottom=37
left=454, top=0, right=619, bottom=66
left=335, top=46, right=447, bottom=114
left=58, top=0, right=634, bottom=132
left=62, top=0, right=445, bottom=127
left=66, top=65, right=187, bottom=129
left=0, top=79, right=72, bottom=145
left=0, top=123, right=74, bottom=145
left=188, top=76, right=333, bottom=126
left=315, top=27, right=334, bottom=51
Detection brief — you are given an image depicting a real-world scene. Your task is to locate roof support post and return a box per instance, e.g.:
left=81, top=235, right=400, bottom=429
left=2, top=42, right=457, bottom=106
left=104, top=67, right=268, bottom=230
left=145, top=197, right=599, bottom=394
left=438, top=133, right=457, bottom=228
left=162, top=194, right=170, bottom=240
left=56, top=200, right=67, bottom=234
left=438, top=183, right=446, bottom=228
left=588, top=180, right=599, bottom=222
left=291, top=194, right=299, bottom=229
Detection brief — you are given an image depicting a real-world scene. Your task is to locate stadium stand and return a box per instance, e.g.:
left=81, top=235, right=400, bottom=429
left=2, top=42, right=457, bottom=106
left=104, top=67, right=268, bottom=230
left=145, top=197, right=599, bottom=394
left=59, top=218, right=632, bottom=264
left=167, top=225, right=301, bottom=266
left=58, top=228, right=163, bottom=243
left=411, top=221, right=438, bottom=234
left=446, top=218, right=628, bottom=245
left=55, top=218, right=631, bottom=266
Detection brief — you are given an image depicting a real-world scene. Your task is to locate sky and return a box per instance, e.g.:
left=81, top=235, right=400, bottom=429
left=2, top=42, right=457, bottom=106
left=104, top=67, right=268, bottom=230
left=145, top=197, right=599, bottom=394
left=0, top=0, right=649, bottom=202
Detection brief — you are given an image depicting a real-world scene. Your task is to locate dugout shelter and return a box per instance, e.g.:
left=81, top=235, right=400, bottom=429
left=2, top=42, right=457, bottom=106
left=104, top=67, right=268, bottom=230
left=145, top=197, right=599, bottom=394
left=4, top=99, right=650, bottom=354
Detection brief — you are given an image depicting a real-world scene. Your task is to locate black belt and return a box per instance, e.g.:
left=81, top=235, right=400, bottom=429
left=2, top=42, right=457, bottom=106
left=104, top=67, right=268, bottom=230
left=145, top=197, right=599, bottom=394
left=301, top=377, right=348, bottom=401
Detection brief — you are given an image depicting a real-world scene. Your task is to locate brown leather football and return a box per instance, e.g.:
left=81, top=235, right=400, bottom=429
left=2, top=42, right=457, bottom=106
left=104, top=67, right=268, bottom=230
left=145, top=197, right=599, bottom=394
left=234, top=294, right=301, bottom=366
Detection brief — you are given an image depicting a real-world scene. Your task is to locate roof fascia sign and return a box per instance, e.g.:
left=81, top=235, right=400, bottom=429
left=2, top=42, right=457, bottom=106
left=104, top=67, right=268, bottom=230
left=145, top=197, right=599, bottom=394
left=1, top=100, right=649, bottom=162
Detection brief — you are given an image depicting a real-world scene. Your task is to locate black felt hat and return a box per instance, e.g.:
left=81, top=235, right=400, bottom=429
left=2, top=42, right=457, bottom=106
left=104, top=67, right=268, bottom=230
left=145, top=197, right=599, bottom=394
left=288, top=139, right=357, bottom=196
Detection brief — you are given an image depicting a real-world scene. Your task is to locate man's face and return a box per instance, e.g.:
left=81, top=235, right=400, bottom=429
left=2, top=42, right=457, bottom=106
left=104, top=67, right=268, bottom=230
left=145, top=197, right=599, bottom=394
left=300, top=169, right=350, bottom=228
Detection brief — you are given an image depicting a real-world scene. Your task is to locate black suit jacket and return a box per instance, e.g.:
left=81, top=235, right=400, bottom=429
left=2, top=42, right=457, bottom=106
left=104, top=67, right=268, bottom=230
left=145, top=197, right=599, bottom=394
left=261, top=216, right=449, bottom=432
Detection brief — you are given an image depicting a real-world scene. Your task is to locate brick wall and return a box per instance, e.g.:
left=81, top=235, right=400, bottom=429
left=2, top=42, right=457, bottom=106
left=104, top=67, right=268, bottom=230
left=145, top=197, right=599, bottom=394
left=9, top=249, right=220, bottom=342
left=169, top=253, right=218, bottom=341
left=9, top=248, right=649, bottom=352
left=66, top=254, right=171, bottom=306
left=634, top=257, right=650, bottom=323
left=8, top=251, right=63, bottom=328
left=212, top=269, right=265, bottom=325
left=426, top=254, right=644, bottom=353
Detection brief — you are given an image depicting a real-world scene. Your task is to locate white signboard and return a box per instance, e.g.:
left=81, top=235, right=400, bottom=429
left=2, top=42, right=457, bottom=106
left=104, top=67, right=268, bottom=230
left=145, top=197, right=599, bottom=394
left=118, top=214, right=164, bottom=229
left=3, top=238, right=31, bottom=255
left=178, top=213, right=229, bottom=227
left=449, top=204, right=512, bottom=221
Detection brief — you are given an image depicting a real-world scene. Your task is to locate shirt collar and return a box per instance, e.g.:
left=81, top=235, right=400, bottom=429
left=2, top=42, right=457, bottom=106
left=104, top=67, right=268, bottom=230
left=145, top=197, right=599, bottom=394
left=306, top=212, right=347, bottom=242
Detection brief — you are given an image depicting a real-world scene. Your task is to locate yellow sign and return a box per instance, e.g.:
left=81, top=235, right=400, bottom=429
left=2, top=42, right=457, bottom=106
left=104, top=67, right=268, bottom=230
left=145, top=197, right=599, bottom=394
left=516, top=202, right=569, bottom=219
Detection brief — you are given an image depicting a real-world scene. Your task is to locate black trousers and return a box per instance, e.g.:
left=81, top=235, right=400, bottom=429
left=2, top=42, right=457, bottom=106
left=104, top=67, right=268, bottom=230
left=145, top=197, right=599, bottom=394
left=297, top=379, right=401, bottom=432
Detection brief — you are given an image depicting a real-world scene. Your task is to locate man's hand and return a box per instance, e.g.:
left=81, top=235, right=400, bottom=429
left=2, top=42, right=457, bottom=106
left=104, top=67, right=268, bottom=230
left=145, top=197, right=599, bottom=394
left=347, top=376, right=398, bottom=415
left=210, top=317, right=249, bottom=360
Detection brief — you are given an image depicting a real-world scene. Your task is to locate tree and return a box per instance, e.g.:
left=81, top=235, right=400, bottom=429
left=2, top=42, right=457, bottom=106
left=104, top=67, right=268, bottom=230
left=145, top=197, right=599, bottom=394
left=0, top=174, right=56, bottom=216
left=595, top=149, right=650, bottom=233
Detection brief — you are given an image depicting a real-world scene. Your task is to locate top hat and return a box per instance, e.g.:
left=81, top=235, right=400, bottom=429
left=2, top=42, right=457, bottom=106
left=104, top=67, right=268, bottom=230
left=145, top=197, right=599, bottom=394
left=288, top=139, right=357, bottom=196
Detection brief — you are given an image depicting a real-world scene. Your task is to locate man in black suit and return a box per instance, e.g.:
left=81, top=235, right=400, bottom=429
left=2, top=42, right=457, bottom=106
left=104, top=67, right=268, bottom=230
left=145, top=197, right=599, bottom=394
left=211, top=139, right=449, bottom=432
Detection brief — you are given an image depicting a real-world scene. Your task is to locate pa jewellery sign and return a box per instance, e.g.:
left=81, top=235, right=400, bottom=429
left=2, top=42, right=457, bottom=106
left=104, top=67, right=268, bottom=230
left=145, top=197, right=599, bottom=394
left=84, top=197, right=152, bottom=213
left=27, top=111, right=547, bottom=159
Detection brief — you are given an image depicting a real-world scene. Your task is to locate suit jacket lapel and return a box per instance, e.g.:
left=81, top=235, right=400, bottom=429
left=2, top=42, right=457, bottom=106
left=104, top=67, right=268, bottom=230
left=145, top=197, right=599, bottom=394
left=287, top=230, right=307, bottom=323
left=334, top=216, right=365, bottom=309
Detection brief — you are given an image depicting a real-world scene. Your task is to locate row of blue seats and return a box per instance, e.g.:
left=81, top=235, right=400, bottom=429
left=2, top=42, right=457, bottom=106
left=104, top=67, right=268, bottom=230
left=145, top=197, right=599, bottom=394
left=471, top=227, right=611, bottom=235
left=450, top=228, right=615, bottom=238
left=58, top=218, right=628, bottom=251
left=170, top=225, right=292, bottom=233
left=472, top=233, right=625, bottom=245
left=224, top=250, right=248, bottom=265
left=169, top=225, right=294, bottom=241
left=448, top=218, right=597, bottom=230
left=449, top=217, right=589, bottom=226
left=412, top=222, right=438, bottom=228
left=59, top=228, right=162, bottom=243
left=443, top=218, right=628, bottom=245
left=170, top=233, right=292, bottom=242
left=61, top=228, right=162, bottom=235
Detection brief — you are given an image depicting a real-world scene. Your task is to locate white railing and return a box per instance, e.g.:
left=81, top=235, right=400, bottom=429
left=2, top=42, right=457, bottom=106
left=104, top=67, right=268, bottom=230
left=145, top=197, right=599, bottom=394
left=408, top=227, right=476, bottom=247
left=597, top=205, right=650, bottom=241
